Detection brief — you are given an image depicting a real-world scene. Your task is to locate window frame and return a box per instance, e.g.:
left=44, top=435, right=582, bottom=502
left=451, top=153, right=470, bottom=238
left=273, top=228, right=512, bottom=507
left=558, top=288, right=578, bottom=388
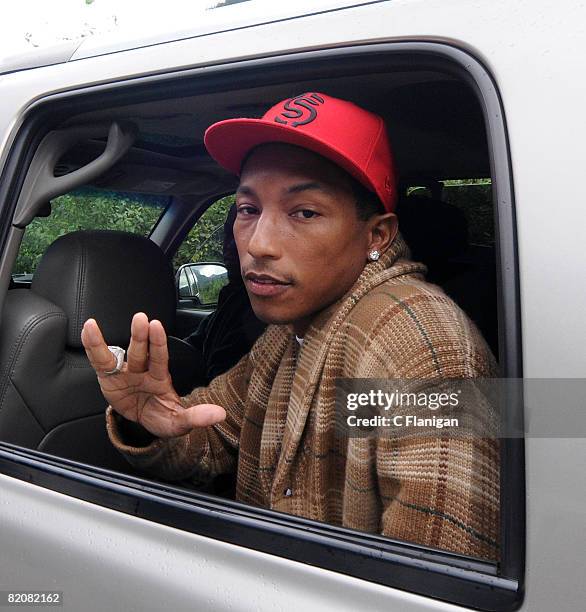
left=177, top=265, right=194, bottom=299
left=0, top=42, right=524, bottom=611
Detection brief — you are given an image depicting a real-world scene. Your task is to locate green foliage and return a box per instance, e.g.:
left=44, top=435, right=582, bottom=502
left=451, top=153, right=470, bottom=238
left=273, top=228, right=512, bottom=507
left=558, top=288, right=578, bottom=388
left=173, top=195, right=235, bottom=270
left=13, top=192, right=164, bottom=275
left=199, top=275, right=228, bottom=305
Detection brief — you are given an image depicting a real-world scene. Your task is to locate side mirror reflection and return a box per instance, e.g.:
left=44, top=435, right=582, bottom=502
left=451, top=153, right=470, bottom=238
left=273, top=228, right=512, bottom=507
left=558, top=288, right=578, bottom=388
left=176, top=262, right=228, bottom=306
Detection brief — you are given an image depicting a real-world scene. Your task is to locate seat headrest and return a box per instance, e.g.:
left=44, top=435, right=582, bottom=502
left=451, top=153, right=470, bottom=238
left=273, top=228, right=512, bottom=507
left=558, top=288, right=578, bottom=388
left=31, top=230, right=176, bottom=348
left=397, top=195, right=469, bottom=262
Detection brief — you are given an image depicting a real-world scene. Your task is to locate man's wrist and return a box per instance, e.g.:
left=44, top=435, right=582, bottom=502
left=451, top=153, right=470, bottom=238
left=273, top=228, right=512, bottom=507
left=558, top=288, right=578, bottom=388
left=110, top=409, right=157, bottom=447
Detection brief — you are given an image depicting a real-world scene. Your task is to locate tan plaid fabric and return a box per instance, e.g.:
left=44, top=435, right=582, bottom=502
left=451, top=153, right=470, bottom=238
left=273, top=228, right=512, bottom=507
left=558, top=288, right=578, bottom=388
left=106, top=233, right=499, bottom=561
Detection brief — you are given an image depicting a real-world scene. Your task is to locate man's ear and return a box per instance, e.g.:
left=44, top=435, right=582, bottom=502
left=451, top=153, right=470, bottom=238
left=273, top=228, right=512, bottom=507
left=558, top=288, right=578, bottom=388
left=367, top=212, right=398, bottom=254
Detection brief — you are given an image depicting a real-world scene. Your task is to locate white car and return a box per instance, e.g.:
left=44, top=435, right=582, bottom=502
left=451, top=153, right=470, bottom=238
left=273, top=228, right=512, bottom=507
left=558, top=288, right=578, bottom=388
left=0, top=1, right=585, bottom=610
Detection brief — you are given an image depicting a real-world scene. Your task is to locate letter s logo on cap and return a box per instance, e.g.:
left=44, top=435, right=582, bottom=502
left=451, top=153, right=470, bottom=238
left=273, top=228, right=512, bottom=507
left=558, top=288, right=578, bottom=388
left=274, top=93, right=324, bottom=127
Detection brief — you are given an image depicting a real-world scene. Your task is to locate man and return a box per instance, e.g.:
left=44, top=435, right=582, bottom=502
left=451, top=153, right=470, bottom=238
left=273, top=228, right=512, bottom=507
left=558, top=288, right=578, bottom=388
left=81, top=93, right=499, bottom=561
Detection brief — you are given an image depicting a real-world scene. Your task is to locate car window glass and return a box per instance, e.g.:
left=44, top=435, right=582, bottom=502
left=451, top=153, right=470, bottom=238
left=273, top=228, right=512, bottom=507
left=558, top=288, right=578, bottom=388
left=12, top=188, right=168, bottom=279
left=173, top=195, right=234, bottom=271
left=441, top=179, right=493, bottom=246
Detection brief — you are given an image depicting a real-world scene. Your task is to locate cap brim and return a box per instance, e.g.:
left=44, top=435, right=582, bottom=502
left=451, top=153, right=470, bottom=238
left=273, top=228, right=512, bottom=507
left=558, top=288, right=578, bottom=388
left=204, top=118, right=377, bottom=196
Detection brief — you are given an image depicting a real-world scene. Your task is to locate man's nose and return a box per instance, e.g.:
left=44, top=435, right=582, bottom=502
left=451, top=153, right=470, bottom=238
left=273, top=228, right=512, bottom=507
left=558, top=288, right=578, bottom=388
left=246, top=212, right=281, bottom=259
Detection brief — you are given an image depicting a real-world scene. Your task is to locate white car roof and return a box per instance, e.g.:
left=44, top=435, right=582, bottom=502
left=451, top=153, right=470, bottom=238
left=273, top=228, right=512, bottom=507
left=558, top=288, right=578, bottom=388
left=1, top=0, right=387, bottom=74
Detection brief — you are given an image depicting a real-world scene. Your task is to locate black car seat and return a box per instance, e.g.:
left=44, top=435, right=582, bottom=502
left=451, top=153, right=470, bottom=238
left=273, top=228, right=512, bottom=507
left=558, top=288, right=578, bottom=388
left=0, top=230, right=193, bottom=471
left=398, top=195, right=499, bottom=357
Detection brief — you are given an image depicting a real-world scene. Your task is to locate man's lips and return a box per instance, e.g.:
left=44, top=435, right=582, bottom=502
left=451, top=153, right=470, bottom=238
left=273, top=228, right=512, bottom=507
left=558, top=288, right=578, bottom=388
left=244, top=272, right=292, bottom=297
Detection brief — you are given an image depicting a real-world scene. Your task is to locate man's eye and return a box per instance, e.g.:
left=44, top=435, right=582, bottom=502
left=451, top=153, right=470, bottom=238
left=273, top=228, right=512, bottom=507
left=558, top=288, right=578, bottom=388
left=291, top=209, right=320, bottom=219
left=237, top=205, right=257, bottom=215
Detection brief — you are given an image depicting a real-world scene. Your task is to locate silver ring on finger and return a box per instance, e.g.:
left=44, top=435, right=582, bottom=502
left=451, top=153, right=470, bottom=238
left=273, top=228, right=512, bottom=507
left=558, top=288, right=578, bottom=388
left=104, top=346, right=126, bottom=375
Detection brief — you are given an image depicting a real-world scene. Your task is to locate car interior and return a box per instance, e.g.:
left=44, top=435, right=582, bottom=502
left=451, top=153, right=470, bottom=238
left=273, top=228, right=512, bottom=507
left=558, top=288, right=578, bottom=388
left=0, top=56, right=499, bottom=490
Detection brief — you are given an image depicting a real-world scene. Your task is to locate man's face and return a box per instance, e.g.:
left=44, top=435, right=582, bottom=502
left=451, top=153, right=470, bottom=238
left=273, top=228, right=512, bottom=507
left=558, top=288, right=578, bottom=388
left=234, top=143, right=373, bottom=334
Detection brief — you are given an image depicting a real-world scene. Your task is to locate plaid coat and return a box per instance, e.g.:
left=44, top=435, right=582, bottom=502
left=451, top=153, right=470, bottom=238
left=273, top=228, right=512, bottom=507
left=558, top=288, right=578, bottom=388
left=106, top=234, right=499, bottom=561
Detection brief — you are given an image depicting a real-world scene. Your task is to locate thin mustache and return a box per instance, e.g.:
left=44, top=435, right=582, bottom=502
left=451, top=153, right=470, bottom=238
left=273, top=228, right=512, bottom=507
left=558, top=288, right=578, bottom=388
left=242, top=269, right=293, bottom=283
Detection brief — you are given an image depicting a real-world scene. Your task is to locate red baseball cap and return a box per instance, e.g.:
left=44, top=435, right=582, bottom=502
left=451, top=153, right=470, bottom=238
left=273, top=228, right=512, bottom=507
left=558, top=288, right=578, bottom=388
left=204, top=92, right=397, bottom=212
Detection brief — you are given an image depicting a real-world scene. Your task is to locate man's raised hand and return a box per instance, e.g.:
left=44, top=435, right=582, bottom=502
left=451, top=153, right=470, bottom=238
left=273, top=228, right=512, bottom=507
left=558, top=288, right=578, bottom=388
left=81, top=313, right=226, bottom=439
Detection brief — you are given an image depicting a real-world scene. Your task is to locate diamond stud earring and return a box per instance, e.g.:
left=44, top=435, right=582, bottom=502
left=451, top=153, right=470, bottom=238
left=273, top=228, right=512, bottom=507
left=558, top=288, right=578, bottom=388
left=368, top=250, right=380, bottom=261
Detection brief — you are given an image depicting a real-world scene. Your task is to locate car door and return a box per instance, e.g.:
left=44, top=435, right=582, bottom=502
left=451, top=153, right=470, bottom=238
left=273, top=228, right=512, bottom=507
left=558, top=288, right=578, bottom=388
left=7, top=1, right=585, bottom=609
